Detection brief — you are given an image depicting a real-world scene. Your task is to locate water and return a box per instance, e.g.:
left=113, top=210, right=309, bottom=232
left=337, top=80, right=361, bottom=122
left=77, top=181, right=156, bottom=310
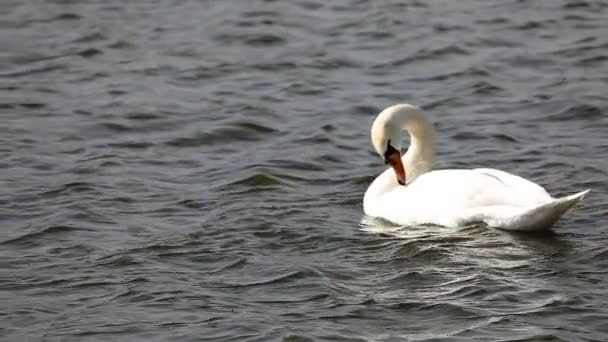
left=2, top=0, right=608, bottom=341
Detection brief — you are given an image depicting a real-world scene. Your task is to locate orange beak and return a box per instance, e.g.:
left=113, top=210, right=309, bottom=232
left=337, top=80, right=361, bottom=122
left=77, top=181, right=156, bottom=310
left=386, top=150, right=406, bottom=185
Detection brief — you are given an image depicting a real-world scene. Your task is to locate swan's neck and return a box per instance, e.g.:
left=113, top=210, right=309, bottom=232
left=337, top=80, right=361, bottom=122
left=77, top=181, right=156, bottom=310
left=389, top=105, right=435, bottom=182
left=402, top=122, right=435, bottom=182
left=364, top=105, right=435, bottom=214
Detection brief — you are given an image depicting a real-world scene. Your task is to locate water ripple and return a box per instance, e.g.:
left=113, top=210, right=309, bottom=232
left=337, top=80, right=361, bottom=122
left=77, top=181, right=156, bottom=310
left=1, top=0, right=606, bottom=341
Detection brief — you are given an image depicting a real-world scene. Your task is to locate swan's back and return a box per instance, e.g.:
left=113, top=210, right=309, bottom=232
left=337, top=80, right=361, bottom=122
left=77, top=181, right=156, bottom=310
left=365, top=168, right=553, bottom=228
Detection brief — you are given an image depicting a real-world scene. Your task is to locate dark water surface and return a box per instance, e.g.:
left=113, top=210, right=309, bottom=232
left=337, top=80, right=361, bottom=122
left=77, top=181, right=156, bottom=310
left=2, top=1, right=608, bottom=341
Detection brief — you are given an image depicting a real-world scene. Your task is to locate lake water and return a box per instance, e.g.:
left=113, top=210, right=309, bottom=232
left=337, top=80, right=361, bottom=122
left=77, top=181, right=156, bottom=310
left=2, top=1, right=608, bottom=341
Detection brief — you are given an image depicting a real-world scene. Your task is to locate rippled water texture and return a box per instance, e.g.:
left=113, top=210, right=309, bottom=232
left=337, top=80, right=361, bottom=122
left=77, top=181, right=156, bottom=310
left=2, top=0, right=608, bottom=341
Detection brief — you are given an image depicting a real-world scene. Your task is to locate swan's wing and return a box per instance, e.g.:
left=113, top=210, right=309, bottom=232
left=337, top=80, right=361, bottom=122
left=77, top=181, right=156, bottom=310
left=372, top=170, right=507, bottom=226
left=366, top=169, right=553, bottom=227
left=459, top=189, right=589, bottom=231
left=472, top=168, right=551, bottom=202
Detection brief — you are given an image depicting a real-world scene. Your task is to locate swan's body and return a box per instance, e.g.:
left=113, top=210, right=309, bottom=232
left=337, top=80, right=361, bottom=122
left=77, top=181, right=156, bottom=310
left=363, top=104, right=589, bottom=231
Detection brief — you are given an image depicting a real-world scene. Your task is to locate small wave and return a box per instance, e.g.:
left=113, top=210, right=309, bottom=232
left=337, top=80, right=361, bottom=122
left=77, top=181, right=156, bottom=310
left=107, top=89, right=127, bottom=97
left=97, top=255, right=142, bottom=267
left=410, top=67, right=489, bottom=82
left=433, top=24, right=470, bottom=33
left=502, top=334, right=568, bottom=342
left=471, top=81, right=504, bottom=95
left=515, top=20, right=556, bottom=30
left=387, top=301, right=479, bottom=317
left=236, top=173, right=284, bottom=187
left=166, top=121, right=279, bottom=147
left=176, top=198, right=209, bottom=209
left=573, top=55, right=608, bottom=67
left=493, top=134, right=519, bottom=143
left=41, top=182, right=98, bottom=198
left=125, top=112, right=161, bottom=121
left=547, top=104, right=602, bottom=121
left=251, top=61, right=298, bottom=72
left=384, top=45, right=471, bottom=68
left=245, top=34, right=286, bottom=47
left=476, top=17, right=510, bottom=25
left=176, top=63, right=242, bottom=80
left=99, top=122, right=133, bottom=132
left=72, top=32, right=106, bottom=44
left=434, top=284, right=489, bottom=300
left=350, top=104, right=379, bottom=117
left=47, top=244, right=95, bottom=258
left=307, top=57, right=360, bottom=70
left=223, top=268, right=320, bottom=288
left=107, top=141, right=154, bottom=149
left=77, top=48, right=103, bottom=58
left=69, top=276, right=148, bottom=290
left=451, top=131, right=518, bottom=143
left=1, top=225, right=88, bottom=245
left=283, top=81, right=326, bottom=96
left=212, top=32, right=286, bottom=47
left=256, top=293, right=330, bottom=305
left=590, top=247, right=608, bottom=261
left=225, top=173, right=291, bottom=190
left=53, top=13, right=82, bottom=21
left=563, top=1, right=593, bottom=9
left=240, top=10, right=279, bottom=18
left=107, top=40, right=135, bottom=49
left=262, top=159, right=326, bottom=172
left=0, top=64, right=66, bottom=78
left=552, top=41, right=608, bottom=59
left=18, top=102, right=46, bottom=109
left=208, top=257, right=248, bottom=274
left=355, top=30, right=394, bottom=40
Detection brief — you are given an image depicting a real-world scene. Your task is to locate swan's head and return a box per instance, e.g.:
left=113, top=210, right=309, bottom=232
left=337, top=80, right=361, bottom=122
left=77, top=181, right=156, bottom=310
left=371, top=106, right=407, bottom=186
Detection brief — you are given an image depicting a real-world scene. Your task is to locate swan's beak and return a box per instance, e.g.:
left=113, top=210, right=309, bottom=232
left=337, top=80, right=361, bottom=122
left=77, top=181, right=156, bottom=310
left=386, top=151, right=406, bottom=186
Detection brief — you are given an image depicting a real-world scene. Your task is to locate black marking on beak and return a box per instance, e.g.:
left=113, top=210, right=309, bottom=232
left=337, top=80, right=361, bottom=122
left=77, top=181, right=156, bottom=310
left=383, top=139, right=398, bottom=164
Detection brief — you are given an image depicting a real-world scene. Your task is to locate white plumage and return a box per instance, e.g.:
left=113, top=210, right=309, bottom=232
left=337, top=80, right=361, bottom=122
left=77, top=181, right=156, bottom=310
left=363, top=104, right=589, bottom=231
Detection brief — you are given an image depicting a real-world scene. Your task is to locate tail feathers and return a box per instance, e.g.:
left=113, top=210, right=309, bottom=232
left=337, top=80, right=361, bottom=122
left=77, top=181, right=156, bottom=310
left=502, top=189, right=590, bottom=231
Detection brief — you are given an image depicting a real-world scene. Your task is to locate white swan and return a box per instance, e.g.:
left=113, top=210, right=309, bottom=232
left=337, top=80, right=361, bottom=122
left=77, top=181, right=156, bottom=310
left=363, top=104, right=589, bottom=231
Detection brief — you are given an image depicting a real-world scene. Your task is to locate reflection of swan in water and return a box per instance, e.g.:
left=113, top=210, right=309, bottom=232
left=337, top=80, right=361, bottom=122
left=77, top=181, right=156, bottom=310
left=497, top=229, right=571, bottom=255
left=363, top=104, right=589, bottom=232
left=360, top=217, right=571, bottom=270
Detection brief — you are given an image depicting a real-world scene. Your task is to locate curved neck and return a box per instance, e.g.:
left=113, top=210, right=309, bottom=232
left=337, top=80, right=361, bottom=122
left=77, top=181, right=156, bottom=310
left=403, top=123, right=435, bottom=183
left=386, top=105, right=435, bottom=182
left=364, top=105, right=435, bottom=213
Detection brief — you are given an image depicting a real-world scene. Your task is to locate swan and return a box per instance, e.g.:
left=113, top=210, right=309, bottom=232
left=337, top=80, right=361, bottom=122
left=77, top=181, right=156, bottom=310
left=363, top=104, right=589, bottom=231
